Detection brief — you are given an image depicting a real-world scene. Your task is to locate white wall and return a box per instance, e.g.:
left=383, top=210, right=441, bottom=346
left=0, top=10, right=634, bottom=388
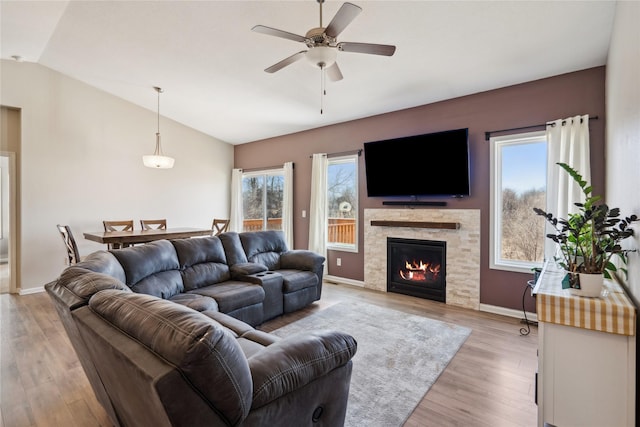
left=0, top=60, right=234, bottom=291
left=606, top=1, right=640, bottom=297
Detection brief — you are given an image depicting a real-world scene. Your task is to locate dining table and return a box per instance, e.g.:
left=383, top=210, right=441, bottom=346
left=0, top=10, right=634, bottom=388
left=83, top=227, right=213, bottom=249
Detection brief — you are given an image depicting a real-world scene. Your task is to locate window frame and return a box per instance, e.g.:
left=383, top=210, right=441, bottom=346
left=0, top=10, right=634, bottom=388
left=326, top=154, right=359, bottom=253
left=241, top=167, right=284, bottom=232
left=489, top=130, right=546, bottom=273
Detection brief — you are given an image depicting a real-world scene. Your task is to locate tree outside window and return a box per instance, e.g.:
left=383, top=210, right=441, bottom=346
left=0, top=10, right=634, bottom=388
left=327, top=155, right=358, bottom=251
left=242, top=171, right=283, bottom=231
left=490, top=131, right=546, bottom=272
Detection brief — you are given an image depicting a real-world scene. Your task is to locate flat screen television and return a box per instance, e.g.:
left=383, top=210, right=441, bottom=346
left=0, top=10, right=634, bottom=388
left=363, top=128, right=470, bottom=198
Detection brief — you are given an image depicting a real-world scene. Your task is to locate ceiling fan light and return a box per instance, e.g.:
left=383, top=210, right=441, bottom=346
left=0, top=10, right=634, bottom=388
left=306, top=46, right=337, bottom=68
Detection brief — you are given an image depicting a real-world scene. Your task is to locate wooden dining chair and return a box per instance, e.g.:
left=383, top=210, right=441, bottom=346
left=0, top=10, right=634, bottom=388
left=140, top=219, right=167, bottom=231
left=56, top=224, right=82, bottom=265
left=103, top=220, right=134, bottom=249
left=211, top=218, right=230, bottom=236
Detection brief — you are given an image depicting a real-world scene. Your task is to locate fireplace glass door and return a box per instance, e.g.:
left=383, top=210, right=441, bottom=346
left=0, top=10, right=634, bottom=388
left=387, top=237, right=446, bottom=302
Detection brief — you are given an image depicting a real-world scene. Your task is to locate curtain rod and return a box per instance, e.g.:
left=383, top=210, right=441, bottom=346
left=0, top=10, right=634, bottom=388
left=309, top=149, right=362, bottom=159
left=485, top=115, right=599, bottom=141
left=241, top=163, right=293, bottom=173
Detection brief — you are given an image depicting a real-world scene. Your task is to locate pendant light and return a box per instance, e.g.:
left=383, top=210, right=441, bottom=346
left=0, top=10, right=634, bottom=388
left=143, top=86, right=175, bottom=169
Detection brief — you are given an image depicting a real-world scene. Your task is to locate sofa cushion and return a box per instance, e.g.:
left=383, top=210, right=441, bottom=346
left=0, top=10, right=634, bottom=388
left=219, top=232, right=249, bottom=265
left=189, top=281, right=265, bottom=313
left=279, top=270, right=319, bottom=293
left=202, top=310, right=279, bottom=358
left=87, top=290, right=253, bottom=425
left=169, top=293, right=219, bottom=312
left=172, top=237, right=232, bottom=291
left=76, top=251, right=127, bottom=283
left=110, top=240, right=181, bottom=289
left=238, top=230, right=289, bottom=270
left=129, top=270, right=183, bottom=299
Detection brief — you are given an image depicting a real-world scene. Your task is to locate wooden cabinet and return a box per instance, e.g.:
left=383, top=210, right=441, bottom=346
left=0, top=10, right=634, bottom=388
left=534, top=263, right=636, bottom=427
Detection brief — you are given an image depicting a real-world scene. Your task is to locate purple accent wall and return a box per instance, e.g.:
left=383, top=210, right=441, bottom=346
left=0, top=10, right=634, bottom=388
left=234, top=66, right=606, bottom=312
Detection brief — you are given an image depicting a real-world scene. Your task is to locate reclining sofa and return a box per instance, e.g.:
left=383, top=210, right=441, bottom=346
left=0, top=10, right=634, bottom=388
left=45, top=230, right=357, bottom=426
left=60, top=230, right=326, bottom=326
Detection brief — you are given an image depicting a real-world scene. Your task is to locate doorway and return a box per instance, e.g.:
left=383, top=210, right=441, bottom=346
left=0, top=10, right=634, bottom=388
left=1, top=106, right=20, bottom=294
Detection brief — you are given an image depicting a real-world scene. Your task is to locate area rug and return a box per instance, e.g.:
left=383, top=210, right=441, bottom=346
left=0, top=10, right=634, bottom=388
left=271, top=301, right=472, bottom=426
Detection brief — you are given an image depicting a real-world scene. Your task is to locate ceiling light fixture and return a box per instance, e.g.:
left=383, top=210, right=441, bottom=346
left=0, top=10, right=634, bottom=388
left=143, top=86, right=175, bottom=169
left=306, top=46, right=337, bottom=114
left=252, top=0, right=395, bottom=115
left=305, top=46, right=337, bottom=68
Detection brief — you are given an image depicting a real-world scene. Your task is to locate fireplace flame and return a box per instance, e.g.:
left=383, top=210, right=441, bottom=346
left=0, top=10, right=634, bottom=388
left=399, top=260, right=441, bottom=282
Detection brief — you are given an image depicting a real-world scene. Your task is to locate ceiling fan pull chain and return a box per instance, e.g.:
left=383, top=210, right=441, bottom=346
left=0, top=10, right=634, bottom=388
left=320, top=65, right=325, bottom=114
left=323, top=64, right=327, bottom=95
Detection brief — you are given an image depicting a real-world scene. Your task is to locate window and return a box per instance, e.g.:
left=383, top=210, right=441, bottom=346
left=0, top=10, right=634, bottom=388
left=490, top=131, right=547, bottom=272
left=326, top=155, right=358, bottom=252
left=241, top=169, right=284, bottom=231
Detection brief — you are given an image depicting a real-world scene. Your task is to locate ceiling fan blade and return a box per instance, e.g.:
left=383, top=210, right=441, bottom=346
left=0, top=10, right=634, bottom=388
left=252, top=25, right=307, bottom=43
left=325, top=2, right=362, bottom=38
left=264, top=51, right=307, bottom=73
left=326, top=62, right=343, bottom=82
left=338, top=42, right=396, bottom=56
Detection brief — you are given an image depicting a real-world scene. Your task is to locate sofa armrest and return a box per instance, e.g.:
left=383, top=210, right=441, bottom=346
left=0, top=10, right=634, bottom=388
left=248, top=331, right=357, bottom=408
left=230, top=262, right=268, bottom=277
left=279, top=250, right=325, bottom=271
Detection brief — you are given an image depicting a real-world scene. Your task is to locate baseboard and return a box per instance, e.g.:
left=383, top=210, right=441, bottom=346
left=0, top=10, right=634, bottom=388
left=480, top=303, right=538, bottom=322
left=324, top=275, right=365, bottom=288
left=18, top=286, right=45, bottom=295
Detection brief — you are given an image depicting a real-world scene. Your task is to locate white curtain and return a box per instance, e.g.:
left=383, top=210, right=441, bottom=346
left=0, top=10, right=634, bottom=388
left=308, top=153, right=327, bottom=270
left=229, top=168, right=243, bottom=232
left=544, top=114, right=590, bottom=260
left=282, top=162, right=294, bottom=249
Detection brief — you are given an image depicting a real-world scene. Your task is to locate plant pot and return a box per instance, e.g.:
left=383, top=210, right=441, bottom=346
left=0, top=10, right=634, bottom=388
left=576, top=273, right=604, bottom=297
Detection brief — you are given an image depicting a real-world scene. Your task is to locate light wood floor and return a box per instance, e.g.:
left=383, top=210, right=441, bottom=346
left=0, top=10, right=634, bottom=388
left=1, top=282, right=538, bottom=427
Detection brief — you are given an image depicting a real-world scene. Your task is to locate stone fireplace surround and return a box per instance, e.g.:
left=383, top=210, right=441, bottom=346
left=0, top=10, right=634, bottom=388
left=364, top=208, right=480, bottom=310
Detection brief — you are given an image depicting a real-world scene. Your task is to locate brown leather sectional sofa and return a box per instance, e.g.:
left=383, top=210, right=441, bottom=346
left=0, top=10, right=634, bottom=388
left=45, top=230, right=357, bottom=426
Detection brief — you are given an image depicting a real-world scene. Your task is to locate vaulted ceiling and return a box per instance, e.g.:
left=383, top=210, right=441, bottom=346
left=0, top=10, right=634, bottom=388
left=1, top=1, right=616, bottom=144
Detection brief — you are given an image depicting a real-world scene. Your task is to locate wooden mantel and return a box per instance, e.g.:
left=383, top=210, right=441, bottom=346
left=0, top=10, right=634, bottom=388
left=370, top=220, right=460, bottom=230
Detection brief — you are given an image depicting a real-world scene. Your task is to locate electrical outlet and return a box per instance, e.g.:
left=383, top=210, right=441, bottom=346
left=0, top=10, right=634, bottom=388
left=336, top=258, right=341, bottom=266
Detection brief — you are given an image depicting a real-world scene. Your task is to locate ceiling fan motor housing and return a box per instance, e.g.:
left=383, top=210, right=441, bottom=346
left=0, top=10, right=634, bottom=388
left=305, top=27, right=336, bottom=46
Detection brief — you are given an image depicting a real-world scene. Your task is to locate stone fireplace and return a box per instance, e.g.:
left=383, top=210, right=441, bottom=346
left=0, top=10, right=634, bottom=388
left=364, top=208, right=480, bottom=310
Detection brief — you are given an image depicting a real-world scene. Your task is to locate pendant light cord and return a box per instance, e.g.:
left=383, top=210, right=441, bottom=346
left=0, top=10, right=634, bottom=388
left=154, top=86, right=163, bottom=156
left=157, top=87, right=160, bottom=135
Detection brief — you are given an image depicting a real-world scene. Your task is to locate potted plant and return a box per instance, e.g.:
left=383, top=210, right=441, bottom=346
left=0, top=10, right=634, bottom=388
left=533, top=162, right=638, bottom=295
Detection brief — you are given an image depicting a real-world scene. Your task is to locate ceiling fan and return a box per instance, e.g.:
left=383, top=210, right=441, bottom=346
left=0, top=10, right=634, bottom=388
left=252, top=0, right=396, bottom=112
